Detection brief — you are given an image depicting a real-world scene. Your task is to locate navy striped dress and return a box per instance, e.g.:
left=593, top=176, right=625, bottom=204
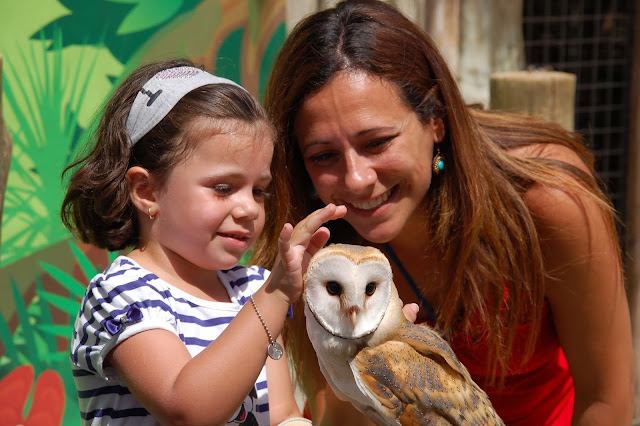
left=70, top=256, right=271, bottom=425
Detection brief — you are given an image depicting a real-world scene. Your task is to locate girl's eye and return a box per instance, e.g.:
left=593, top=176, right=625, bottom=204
left=213, top=184, right=233, bottom=195
left=253, top=188, right=271, bottom=199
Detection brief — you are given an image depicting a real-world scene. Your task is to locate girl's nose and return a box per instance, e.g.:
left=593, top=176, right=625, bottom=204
left=343, top=151, right=376, bottom=193
left=232, top=193, right=261, bottom=220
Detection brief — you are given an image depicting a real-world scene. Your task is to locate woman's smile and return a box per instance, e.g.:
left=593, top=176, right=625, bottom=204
left=349, top=186, right=396, bottom=211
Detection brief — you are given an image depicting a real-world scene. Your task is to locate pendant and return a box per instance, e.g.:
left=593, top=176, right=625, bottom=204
left=268, top=341, right=283, bottom=360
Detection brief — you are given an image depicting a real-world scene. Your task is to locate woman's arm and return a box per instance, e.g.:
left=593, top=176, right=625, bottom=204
left=311, top=379, right=375, bottom=426
left=526, top=146, right=634, bottom=425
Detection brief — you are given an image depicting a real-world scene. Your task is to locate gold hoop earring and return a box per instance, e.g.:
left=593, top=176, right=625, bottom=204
left=148, top=207, right=155, bottom=220
left=432, top=146, right=444, bottom=175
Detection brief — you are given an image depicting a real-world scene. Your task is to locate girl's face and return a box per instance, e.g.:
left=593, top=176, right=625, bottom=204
left=295, top=71, right=443, bottom=244
left=154, top=121, right=273, bottom=271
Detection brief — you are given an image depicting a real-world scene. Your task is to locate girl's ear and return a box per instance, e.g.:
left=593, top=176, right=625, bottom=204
left=126, top=166, right=156, bottom=216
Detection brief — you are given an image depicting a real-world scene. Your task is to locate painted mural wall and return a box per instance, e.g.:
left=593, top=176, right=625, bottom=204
left=0, top=1, right=285, bottom=424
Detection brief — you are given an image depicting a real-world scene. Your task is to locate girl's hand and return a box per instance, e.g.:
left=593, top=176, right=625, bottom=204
left=269, top=204, right=347, bottom=303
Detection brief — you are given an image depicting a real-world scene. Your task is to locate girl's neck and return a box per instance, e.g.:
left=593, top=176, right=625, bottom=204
left=127, top=247, right=230, bottom=303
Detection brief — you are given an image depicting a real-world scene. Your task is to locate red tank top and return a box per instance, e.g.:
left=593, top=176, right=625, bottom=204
left=448, top=302, right=574, bottom=425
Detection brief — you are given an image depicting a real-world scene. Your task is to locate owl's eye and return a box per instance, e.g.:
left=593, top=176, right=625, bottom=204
left=326, top=281, right=342, bottom=296
left=365, top=282, right=377, bottom=296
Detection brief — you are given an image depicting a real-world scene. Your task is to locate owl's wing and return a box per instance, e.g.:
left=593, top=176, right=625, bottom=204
left=350, top=324, right=504, bottom=426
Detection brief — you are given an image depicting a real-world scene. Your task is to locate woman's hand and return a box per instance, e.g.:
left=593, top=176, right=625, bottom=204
left=401, top=302, right=420, bottom=323
left=267, top=203, right=347, bottom=303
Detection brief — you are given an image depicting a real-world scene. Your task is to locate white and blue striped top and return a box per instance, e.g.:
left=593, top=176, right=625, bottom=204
left=70, top=256, right=271, bottom=425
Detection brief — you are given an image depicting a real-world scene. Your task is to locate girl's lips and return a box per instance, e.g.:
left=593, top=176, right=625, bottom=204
left=218, top=232, right=250, bottom=241
left=218, top=232, right=251, bottom=248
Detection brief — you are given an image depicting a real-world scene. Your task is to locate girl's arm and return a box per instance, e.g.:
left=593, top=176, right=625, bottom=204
left=265, top=335, right=304, bottom=424
left=108, top=204, right=346, bottom=426
left=526, top=145, right=634, bottom=425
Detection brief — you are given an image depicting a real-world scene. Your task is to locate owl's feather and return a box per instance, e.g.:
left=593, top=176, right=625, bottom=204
left=351, top=323, right=503, bottom=425
left=303, top=244, right=504, bottom=425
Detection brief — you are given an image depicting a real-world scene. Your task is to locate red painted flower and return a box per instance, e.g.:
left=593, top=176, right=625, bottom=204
left=0, top=364, right=65, bottom=426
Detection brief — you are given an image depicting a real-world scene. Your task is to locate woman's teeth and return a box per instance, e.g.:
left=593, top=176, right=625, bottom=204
left=352, top=189, right=392, bottom=210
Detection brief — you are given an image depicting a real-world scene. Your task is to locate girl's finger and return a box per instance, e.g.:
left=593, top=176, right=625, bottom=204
left=278, top=223, right=294, bottom=253
left=291, top=204, right=346, bottom=244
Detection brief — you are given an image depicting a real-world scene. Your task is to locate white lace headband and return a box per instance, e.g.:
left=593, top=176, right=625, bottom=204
left=126, top=66, right=246, bottom=147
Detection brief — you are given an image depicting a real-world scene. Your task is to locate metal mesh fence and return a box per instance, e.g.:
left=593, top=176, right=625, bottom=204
left=522, top=0, right=635, bottom=235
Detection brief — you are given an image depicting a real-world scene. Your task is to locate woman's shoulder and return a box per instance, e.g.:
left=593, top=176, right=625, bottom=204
left=513, top=143, right=613, bottom=250
left=508, top=142, right=591, bottom=174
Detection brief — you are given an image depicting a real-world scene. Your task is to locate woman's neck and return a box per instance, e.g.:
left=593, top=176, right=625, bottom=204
left=376, top=212, right=446, bottom=322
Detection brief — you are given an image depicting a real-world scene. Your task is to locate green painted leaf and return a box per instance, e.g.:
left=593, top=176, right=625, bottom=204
left=117, top=0, right=184, bottom=35
left=37, top=324, right=74, bottom=339
left=0, top=312, right=17, bottom=362
left=39, top=352, right=71, bottom=362
left=1, top=27, right=100, bottom=266
left=38, top=262, right=87, bottom=298
left=258, top=21, right=285, bottom=102
left=11, top=278, right=42, bottom=372
left=39, top=291, right=82, bottom=317
left=36, top=278, right=58, bottom=353
left=215, top=28, right=244, bottom=85
left=69, top=240, right=100, bottom=283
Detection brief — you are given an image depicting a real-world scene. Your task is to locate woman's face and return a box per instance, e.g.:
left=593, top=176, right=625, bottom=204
left=295, top=71, right=443, bottom=244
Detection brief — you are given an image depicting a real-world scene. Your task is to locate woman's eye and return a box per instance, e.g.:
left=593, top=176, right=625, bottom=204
left=308, top=152, right=336, bottom=163
left=368, top=137, right=393, bottom=149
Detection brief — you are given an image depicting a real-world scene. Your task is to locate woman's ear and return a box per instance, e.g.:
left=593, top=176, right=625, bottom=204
left=432, top=118, right=445, bottom=143
left=126, top=166, right=156, bottom=216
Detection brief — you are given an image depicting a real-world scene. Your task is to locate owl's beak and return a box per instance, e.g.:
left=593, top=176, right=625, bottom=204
left=347, top=306, right=360, bottom=329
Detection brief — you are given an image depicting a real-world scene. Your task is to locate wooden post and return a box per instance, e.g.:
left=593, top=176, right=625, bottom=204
left=0, top=55, right=13, bottom=257
left=489, top=70, right=576, bottom=130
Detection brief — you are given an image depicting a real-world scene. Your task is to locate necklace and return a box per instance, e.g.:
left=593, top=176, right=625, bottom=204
left=382, top=243, right=436, bottom=323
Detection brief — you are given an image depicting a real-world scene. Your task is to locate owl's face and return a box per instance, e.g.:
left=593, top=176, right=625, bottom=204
left=303, top=244, right=393, bottom=339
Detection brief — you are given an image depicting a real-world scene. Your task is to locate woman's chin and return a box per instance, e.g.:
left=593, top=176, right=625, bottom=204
left=350, top=222, right=401, bottom=244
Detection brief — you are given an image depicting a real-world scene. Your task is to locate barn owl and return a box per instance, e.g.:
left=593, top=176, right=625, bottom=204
left=303, top=244, right=504, bottom=426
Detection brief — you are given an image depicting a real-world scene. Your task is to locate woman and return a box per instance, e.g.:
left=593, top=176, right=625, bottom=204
left=252, top=0, right=634, bottom=424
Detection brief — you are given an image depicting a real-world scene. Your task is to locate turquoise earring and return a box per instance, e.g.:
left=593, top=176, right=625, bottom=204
left=432, top=146, right=444, bottom=175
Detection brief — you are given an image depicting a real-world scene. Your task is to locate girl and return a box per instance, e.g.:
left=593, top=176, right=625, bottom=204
left=254, top=1, right=634, bottom=425
left=61, top=58, right=345, bottom=425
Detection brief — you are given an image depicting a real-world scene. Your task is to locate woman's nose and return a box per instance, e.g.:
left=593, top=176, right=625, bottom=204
left=343, top=152, right=376, bottom=192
